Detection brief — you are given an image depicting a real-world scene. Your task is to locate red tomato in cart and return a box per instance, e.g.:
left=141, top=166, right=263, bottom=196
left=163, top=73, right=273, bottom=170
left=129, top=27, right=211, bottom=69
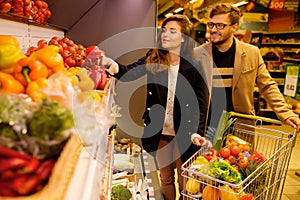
left=230, top=145, right=241, bottom=157
left=220, top=147, right=231, bottom=158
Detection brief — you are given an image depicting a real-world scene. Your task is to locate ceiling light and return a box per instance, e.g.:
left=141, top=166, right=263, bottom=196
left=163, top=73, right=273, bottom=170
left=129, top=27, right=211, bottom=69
left=165, top=13, right=173, bottom=18
left=232, top=1, right=248, bottom=7
left=174, top=7, right=184, bottom=13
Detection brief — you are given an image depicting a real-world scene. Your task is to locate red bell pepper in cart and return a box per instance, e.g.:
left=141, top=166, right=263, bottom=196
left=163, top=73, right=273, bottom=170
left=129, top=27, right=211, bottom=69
left=203, top=148, right=219, bottom=161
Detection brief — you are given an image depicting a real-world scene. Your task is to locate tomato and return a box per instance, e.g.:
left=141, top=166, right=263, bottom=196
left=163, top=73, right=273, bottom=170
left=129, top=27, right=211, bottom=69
left=220, top=147, right=231, bottom=159
left=1, top=2, right=12, bottom=12
left=44, top=10, right=52, bottom=20
left=67, top=46, right=76, bottom=54
left=42, top=1, right=48, bottom=9
left=51, top=36, right=60, bottom=41
left=13, top=0, right=23, bottom=8
left=228, top=155, right=236, bottom=165
left=238, top=158, right=248, bottom=169
left=61, top=50, right=71, bottom=59
left=24, top=5, right=31, bottom=17
left=65, top=56, right=76, bottom=67
left=48, top=39, right=59, bottom=46
left=230, top=145, right=241, bottom=157
left=35, top=0, right=43, bottom=8
left=77, top=44, right=85, bottom=50
left=37, top=39, right=48, bottom=48
left=61, top=37, right=70, bottom=44
left=59, top=41, right=68, bottom=50
left=23, top=0, right=30, bottom=6
left=76, top=49, right=86, bottom=58
left=26, top=46, right=37, bottom=56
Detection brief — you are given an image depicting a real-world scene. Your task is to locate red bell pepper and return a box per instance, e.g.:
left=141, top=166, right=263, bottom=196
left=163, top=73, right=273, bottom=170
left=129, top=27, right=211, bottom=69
left=203, top=148, right=219, bottom=161
left=18, top=157, right=41, bottom=174
left=13, top=174, right=42, bottom=195
left=0, top=157, right=28, bottom=173
left=248, top=151, right=266, bottom=165
left=96, top=68, right=107, bottom=90
left=36, top=159, right=56, bottom=181
left=0, top=146, right=33, bottom=160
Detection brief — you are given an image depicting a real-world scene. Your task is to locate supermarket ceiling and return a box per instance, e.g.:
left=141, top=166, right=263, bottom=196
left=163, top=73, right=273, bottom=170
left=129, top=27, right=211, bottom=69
left=45, top=0, right=247, bottom=30
left=45, top=0, right=156, bottom=46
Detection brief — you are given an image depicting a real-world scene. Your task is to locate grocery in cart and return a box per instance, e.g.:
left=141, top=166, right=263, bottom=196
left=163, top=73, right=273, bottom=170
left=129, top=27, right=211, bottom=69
left=181, top=111, right=297, bottom=200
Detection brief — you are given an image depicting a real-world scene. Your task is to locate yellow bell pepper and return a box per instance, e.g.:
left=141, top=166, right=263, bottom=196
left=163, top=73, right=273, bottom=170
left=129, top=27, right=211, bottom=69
left=77, top=90, right=102, bottom=102
left=65, top=71, right=79, bottom=86
left=30, top=45, right=66, bottom=75
left=0, top=35, right=26, bottom=71
left=26, top=77, right=48, bottom=102
left=0, top=35, right=20, bottom=47
left=68, top=67, right=94, bottom=91
left=0, top=71, right=25, bottom=94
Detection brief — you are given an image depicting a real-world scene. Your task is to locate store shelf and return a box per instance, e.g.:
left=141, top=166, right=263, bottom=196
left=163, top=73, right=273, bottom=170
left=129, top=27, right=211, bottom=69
left=261, top=43, right=300, bottom=46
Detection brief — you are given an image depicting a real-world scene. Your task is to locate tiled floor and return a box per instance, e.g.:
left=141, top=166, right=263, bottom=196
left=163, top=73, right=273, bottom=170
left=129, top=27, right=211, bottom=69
left=282, top=126, right=300, bottom=200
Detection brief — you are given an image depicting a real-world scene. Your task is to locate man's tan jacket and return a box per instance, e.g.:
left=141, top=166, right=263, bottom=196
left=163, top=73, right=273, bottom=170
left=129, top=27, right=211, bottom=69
left=194, top=37, right=297, bottom=122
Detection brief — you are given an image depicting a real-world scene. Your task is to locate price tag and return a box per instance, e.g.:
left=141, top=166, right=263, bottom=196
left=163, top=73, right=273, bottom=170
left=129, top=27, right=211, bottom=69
left=284, top=65, right=300, bottom=98
left=269, top=0, right=285, bottom=11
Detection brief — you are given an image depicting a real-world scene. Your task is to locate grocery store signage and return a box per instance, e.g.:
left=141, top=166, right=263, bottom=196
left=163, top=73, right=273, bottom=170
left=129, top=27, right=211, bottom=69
left=284, top=64, right=300, bottom=98
left=269, top=0, right=285, bottom=11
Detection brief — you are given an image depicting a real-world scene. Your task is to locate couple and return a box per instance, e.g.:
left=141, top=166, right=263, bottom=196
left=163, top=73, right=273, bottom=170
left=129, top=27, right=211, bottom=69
left=100, top=3, right=300, bottom=200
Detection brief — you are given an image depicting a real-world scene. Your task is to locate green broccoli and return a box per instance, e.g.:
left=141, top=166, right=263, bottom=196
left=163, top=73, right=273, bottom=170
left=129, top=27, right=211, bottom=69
left=111, top=184, right=132, bottom=200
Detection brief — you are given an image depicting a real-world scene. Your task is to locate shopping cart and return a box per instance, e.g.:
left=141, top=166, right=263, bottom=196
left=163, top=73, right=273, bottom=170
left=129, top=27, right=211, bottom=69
left=181, top=112, right=297, bottom=200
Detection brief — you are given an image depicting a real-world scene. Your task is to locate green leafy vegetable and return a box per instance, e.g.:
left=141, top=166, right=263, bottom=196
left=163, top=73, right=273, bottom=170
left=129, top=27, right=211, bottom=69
left=212, top=110, right=236, bottom=152
left=207, top=158, right=242, bottom=183
left=111, top=184, right=132, bottom=200
left=28, top=99, right=74, bottom=141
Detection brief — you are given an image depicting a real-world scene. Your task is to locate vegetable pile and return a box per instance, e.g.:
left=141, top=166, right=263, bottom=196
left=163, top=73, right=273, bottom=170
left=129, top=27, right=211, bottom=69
left=111, top=184, right=132, bottom=200
left=186, top=133, right=268, bottom=199
left=0, top=95, right=74, bottom=159
left=0, top=146, right=56, bottom=196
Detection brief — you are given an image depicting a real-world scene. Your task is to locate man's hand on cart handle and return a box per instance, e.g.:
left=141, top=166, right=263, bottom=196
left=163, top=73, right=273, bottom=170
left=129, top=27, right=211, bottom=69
left=285, top=116, right=300, bottom=132
left=191, top=133, right=212, bottom=148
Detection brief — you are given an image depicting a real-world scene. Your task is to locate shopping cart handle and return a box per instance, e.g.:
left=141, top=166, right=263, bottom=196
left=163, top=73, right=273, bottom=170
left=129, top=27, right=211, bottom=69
left=229, top=112, right=283, bottom=125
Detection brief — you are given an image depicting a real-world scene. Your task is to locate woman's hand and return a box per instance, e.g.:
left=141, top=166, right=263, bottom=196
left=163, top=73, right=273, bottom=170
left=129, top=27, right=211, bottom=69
left=100, top=54, right=119, bottom=75
left=191, top=133, right=212, bottom=148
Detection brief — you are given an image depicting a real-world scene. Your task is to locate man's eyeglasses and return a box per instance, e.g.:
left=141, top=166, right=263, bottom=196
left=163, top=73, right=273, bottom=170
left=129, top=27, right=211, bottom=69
left=207, top=22, right=231, bottom=30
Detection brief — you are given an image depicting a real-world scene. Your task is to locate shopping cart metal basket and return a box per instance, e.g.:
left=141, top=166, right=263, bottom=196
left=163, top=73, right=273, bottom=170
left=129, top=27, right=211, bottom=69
left=181, top=112, right=297, bottom=200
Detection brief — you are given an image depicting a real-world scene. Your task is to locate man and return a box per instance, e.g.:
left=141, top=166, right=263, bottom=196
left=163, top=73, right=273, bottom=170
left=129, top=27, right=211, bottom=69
left=192, top=3, right=300, bottom=145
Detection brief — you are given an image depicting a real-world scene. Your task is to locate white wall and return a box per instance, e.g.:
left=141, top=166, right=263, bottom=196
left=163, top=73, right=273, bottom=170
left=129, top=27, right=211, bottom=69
left=0, top=18, right=64, bottom=53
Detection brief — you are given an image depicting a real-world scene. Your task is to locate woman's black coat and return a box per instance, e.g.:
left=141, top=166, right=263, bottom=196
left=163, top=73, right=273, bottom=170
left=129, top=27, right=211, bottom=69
left=113, top=52, right=209, bottom=163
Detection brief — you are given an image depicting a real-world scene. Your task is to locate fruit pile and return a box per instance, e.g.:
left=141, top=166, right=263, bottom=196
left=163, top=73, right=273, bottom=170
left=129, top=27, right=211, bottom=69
left=0, top=0, right=52, bottom=23
left=27, top=36, right=109, bottom=91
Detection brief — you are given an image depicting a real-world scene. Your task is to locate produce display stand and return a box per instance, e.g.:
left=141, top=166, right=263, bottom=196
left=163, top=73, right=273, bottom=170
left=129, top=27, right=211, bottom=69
left=66, top=77, right=117, bottom=200
left=181, top=113, right=297, bottom=200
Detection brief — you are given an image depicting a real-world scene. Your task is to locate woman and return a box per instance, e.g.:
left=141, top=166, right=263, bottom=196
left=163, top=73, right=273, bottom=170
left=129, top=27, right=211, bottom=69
left=101, top=14, right=210, bottom=200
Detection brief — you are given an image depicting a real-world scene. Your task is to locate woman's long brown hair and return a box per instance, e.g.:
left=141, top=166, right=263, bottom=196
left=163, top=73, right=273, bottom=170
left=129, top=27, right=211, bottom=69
left=146, top=14, right=194, bottom=74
